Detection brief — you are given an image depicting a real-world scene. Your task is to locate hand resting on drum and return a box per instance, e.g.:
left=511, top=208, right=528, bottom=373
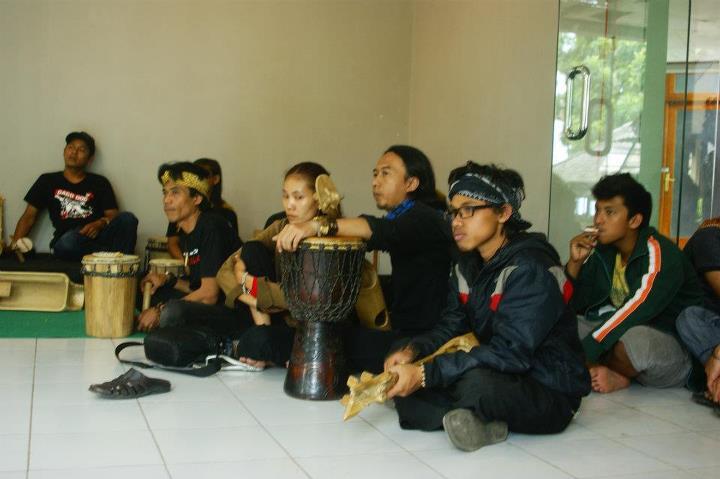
left=274, top=217, right=373, bottom=252
left=274, top=221, right=317, bottom=252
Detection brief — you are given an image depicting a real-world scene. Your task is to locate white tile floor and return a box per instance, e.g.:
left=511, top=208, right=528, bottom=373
left=2, top=338, right=720, bottom=479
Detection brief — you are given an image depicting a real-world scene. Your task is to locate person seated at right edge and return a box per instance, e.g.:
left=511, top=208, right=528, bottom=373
left=275, top=145, right=453, bottom=374
left=136, top=162, right=237, bottom=334
left=566, top=173, right=702, bottom=393
left=11, top=131, right=137, bottom=261
left=215, top=162, right=332, bottom=369
left=165, top=158, right=241, bottom=259
left=675, top=217, right=720, bottom=408
left=380, top=162, right=589, bottom=452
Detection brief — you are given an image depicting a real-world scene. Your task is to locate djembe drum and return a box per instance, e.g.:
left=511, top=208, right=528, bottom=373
left=82, top=252, right=141, bottom=338
left=280, top=236, right=365, bottom=400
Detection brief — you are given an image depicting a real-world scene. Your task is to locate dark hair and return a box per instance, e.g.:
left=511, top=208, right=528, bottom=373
left=194, top=158, right=224, bottom=207
left=157, top=161, right=212, bottom=211
left=592, top=173, right=652, bottom=228
left=65, top=131, right=96, bottom=157
left=447, top=161, right=532, bottom=238
left=385, top=145, right=441, bottom=208
left=284, top=162, right=343, bottom=216
left=284, top=162, right=330, bottom=190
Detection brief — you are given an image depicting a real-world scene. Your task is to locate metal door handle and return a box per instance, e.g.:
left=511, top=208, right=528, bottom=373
left=564, top=65, right=591, bottom=140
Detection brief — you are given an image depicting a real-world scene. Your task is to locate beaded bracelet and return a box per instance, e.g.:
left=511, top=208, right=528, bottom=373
left=420, top=364, right=427, bottom=388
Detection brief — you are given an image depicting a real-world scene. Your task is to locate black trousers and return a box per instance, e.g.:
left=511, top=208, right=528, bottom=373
left=394, top=367, right=581, bottom=434
left=234, top=321, right=295, bottom=365
left=159, top=299, right=253, bottom=338
left=344, top=326, right=400, bottom=374
left=231, top=240, right=296, bottom=364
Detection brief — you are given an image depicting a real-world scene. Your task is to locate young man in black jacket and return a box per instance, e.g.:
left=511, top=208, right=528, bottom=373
left=383, top=162, right=590, bottom=452
left=275, top=145, right=453, bottom=373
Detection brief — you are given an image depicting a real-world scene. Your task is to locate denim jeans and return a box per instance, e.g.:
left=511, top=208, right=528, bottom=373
left=52, top=212, right=138, bottom=261
left=676, top=305, right=720, bottom=364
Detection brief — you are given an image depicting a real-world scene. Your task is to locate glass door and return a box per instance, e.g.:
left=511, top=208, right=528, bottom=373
left=548, top=0, right=691, bottom=260
left=660, top=0, right=720, bottom=246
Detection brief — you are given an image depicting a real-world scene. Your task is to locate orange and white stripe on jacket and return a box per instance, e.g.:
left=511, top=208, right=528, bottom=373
left=591, top=236, right=662, bottom=343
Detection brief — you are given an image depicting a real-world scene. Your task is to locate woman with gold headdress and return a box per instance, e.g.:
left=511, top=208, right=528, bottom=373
left=214, top=162, right=334, bottom=369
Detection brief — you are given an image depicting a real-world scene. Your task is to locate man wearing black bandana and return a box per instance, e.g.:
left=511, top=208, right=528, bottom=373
left=275, top=145, right=453, bottom=373
left=382, top=162, right=590, bottom=452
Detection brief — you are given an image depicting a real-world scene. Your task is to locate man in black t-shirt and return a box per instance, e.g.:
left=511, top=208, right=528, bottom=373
left=677, top=219, right=720, bottom=406
left=11, top=131, right=137, bottom=261
left=137, top=162, right=237, bottom=333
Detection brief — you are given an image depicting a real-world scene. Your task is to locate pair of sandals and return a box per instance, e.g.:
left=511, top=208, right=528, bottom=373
left=691, top=391, right=720, bottom=416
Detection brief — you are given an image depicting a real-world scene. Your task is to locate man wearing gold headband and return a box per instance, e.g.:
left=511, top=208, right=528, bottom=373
left=136, top=162, right=238, bottom=333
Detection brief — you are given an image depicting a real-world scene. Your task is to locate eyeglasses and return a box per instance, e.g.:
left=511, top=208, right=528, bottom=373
left=445, top=204, right=495, bottom=221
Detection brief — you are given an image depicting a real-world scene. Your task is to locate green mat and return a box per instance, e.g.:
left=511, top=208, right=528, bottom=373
left=0, top=310, right=143, bottom=338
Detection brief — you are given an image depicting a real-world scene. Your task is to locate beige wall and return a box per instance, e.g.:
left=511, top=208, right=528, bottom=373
left=0, top=0, right=559, bottom=259
left=0, top=0, right=414, bottom=251
left=409, top=0, right=559, bottom=232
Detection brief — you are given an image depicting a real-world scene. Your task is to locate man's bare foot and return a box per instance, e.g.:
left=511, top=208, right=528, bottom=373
left=238, top=357, right=267, bottom=369
left=589, top=365, right=630, bottom=393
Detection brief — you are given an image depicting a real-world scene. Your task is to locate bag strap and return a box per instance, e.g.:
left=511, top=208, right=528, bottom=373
left=114, top=341, right=222, bottom=378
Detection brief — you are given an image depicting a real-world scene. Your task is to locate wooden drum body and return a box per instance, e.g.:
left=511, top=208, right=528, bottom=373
left=280, top=237, right=365, bottom=400
left=82, top=252, right=140, bottom=338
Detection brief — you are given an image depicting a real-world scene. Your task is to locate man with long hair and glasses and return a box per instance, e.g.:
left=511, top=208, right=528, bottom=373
left=275, top=145, right=453, bottom=374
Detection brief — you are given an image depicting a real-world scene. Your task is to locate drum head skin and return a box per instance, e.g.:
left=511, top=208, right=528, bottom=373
left=82, top=252, right=141, bottom=265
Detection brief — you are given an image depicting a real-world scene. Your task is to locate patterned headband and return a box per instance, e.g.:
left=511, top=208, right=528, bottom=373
left=160, top=170, right=211, bottom=199
left=448, top=173, right=523, bottom=221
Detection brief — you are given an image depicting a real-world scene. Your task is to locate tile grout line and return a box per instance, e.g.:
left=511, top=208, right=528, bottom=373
left=217, top=374, right=313, bottom=479
left=510, top=438, right=600, bottom=479
left=25, top=338, right=38, bottom=479
left=357, top=409, right=450, bottom=479
left=135, top=393, right=173, bottom=478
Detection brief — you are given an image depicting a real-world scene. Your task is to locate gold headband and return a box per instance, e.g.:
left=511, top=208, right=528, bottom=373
left=160, top=170, right=211, bottom=199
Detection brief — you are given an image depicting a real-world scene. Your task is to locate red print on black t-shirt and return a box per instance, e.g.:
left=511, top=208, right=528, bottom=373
left=54, top=189, right=95, bottom=219
left=186, top=248, right=201, bottom=267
